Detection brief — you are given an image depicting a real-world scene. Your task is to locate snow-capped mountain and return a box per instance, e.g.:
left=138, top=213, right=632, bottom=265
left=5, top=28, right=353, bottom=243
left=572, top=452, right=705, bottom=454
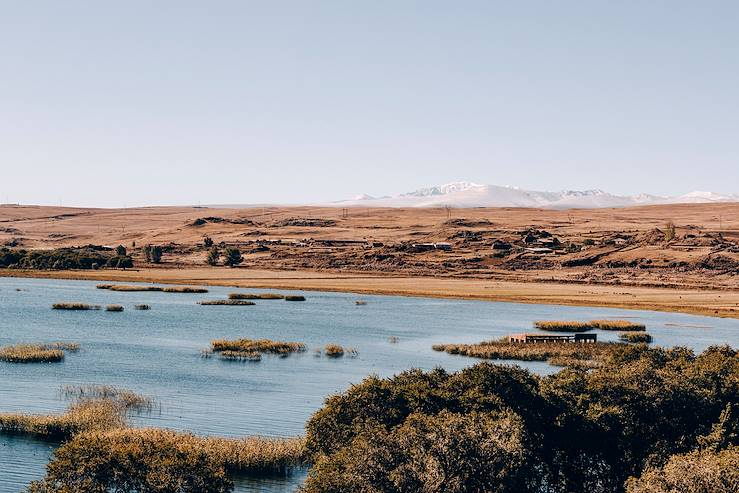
left=330, top=182, right=739, bottom=209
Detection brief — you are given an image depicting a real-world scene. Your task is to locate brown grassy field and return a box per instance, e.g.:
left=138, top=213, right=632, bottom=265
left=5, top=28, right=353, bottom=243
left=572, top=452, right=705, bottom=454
left=2, top=203, right=738, bottom=318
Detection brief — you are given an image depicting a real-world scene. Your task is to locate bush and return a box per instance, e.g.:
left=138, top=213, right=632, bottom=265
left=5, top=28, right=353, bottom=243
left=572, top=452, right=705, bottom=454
left=203, top=236, right=214, bottom=248
left=115, top=245, right=127, bottom=256
left=0, top=246, right=113, bottom=270
left=207, top=246, right=220, bottom=266
left=223, top=248, right=243, bottom=267
left=303, top=345, right=739, bottom=493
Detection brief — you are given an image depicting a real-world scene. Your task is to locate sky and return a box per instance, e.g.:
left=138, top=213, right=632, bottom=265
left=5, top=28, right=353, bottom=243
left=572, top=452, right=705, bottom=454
left=1, top=1, right=738, bottom=207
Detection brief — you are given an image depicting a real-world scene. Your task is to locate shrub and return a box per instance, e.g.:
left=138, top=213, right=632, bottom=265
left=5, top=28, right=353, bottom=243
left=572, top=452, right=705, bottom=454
left=207, top=246, right=220, bottom=266
left=134, top=304, right=151, bottom=310
left=625, top=446, right=738, bottom=493
left=223, top=247, right=243, bottom=267
left=144, top=245, right=162, bottom=263
left=106, top=304, right=124, bottom=312
left=203, top=236, right=214, bottom=248
left=324, top=344, right=345, bottom=357
left=115, top=245, right=127, bottom=256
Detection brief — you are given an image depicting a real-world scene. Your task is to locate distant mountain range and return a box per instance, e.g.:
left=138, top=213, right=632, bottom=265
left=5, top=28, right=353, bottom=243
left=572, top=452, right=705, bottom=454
left=330, top=182, right=739, bottom=209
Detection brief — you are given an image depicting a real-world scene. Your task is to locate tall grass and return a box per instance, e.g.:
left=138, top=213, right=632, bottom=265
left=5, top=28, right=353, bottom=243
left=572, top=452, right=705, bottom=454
left=218, top=350, right=262, bottom=362
left=432, top=338, right=627, bottom=367
left=198, top=300, right=256, bottom=306
left=106, top=304, right=124, bottom=312
left=0, top=344, right=65, bottom=363
left=60, top=385, right=154, bottom=412
left=229, top=293, right=285, bottom=300
left=619, top=332, right=653, bottom=343
left=104, top=285, right=208, bottom=293
left=534, top=319, right=646, bottom=332
left=52, top=303, right=100, bottom=310
left=211, top=338, right=306, bottom=355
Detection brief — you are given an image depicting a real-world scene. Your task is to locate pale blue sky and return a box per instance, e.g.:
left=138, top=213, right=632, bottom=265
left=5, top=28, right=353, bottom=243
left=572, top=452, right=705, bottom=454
left=1, top=1, right=738, bottom=206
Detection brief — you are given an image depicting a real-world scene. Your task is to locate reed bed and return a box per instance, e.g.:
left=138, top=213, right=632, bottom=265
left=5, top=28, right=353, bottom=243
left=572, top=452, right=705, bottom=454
left=534, top=319, right=646, bottom=332
left=218, top=350, right=262, bottom=362
left=162, top=286, right=208, bottom=293
left=229, top=293, right=285, bottom=300
left=133, top=304, right=151, bottom=310
left=284, top=295, right=306, bottom=301
left=52, top=303, right=100, bottom=310
left=211, top=338, right=306, bottom=355
left=60, top=385, right=154, bottom=412
left=45, top=342, right=80, bottom=352
left=591, top=320, right=646, bottom=331
left=324, top=344, right=345, bottom=357
left=0, top=344, right=65, bottom=363
left=534, top=321, right=594, bottom=332
left=105, top=285, right=208, bottom=293
left=105, top=304, right=124, bottom=312
left=198, top=299, right=256, bottom=306
left=619, top=332, right=653, bottom=343
left=432, top=338, right=626, bottom=367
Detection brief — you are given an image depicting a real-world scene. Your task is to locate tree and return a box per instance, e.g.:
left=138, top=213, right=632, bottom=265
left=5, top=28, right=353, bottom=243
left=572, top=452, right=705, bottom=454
left=150, top=245, right=162, bottom=264
left=223, top=248, right=243, bottom=267
left=115, top=245, right=127, bottom=257
left=203, top=236, right=214, bottom=248
left=207, top=247, right=220, bottom=266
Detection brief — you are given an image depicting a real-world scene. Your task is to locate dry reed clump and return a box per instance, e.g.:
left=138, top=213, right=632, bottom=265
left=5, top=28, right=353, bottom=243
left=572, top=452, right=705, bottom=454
left=134, top=304, right=151, bottom=310
left=432, top=338, right=626, bottom=367
left=534, top=319, right=646, bottom=332
left=388, top=336, right=399, bottom=343
left=211, top=338, right=306, bottom=355
left=198, top=299, right=256, bottom=306
left=52, top=303, right=101, bottom=310
left=61, top=385, right=154, bottom=412
left=201, top=433, right=307, bottom=473
left=106, top=304, right=124, bottom=312
left=95, top=284, right=113, bottom=290
left=619, top=332, right=653, bottom=343
left=229, top=293, right=285, bottom=300
left=285, top=295, right=306, bottom=301
left=0, top=344, right=65, bottom=363
left=219, top=350, right=262, bottom=362
left=355, top=301, right=367, bottom=306
left=591, top=320, right=646, bottom=331
left=105, top=285, right=208, bottom=293
left=534, top=321, right=594, bottom=332
left=324, top=344, right=345, bottom=357
left=44, top=342, right=80, bottom=352
left=162, top=286, right=208, bottom=293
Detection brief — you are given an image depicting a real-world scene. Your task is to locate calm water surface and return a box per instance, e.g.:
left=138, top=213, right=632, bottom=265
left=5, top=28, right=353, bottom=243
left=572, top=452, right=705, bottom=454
left=1, top=276, right=737, bottom=492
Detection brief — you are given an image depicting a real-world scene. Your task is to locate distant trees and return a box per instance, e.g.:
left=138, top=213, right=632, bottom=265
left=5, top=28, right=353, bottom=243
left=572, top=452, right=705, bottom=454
left=223, top=248, right=243, bottom=267
left=203, top=236, right=214, bottom=248
left=0, top=246, right=113, bottom=270
left=144, top=245, right=162, bottom=264
left=207, top=247, right=220, bottom=266
left=115, top=245, right=127, bottom=257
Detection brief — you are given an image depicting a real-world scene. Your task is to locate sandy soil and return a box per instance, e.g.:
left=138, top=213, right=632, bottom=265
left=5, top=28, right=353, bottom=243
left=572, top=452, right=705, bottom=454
left=1, top=203, right=737, bottom=318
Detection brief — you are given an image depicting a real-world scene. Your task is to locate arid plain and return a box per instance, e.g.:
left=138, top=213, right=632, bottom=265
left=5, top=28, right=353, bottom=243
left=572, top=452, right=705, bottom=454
left=1, top=202, right=738, bottom=318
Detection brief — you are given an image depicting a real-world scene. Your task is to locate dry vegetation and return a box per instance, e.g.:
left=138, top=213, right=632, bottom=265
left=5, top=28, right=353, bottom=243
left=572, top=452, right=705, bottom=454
left=0, top=342, right=79, bottom=363
left=229, top=292, right=285, bottom=300
left=52, top=302, right=100, bottom=310
left=98, top=284, right=208, bottom=293
left=198, top=299, right=256, bottom=306
left=535, top=320, right=646, bottom=332
left=105, top=304, right=124, bottom=312
left=433, top=338, right=629, bottom=368
left=285, top=295, right=306, bottom=301
left=134, top=304, right=151, bottom=310
left=619, top=332, right=653, bottom=343
left=218, top=350, right=262, bottom=362
left=211, top=338, right=306, bottom=355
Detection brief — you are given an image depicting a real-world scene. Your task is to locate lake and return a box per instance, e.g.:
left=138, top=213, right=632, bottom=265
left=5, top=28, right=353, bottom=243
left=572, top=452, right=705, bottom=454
left=1, top=276, right=737, bottom=492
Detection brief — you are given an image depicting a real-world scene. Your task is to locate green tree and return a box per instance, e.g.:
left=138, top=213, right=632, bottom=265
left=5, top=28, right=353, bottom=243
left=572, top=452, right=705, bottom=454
left=149, top=245, right=162, bottom=264
left=115, top=245, right=127, bottom=257
left=207, top=247, right=220, bottom=266
left=203, top=236, right=214, bottom=248
left=223, top=248, right=243, bottom=267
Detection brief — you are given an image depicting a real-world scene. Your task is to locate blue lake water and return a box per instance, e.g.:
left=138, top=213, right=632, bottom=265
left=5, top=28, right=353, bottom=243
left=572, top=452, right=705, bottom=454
left=1, top=276, right=737, bottom=492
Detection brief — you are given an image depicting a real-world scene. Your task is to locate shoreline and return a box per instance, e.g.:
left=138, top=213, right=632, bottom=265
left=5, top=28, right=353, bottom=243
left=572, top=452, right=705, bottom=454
left=2, top=267, right=739, bottom=320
